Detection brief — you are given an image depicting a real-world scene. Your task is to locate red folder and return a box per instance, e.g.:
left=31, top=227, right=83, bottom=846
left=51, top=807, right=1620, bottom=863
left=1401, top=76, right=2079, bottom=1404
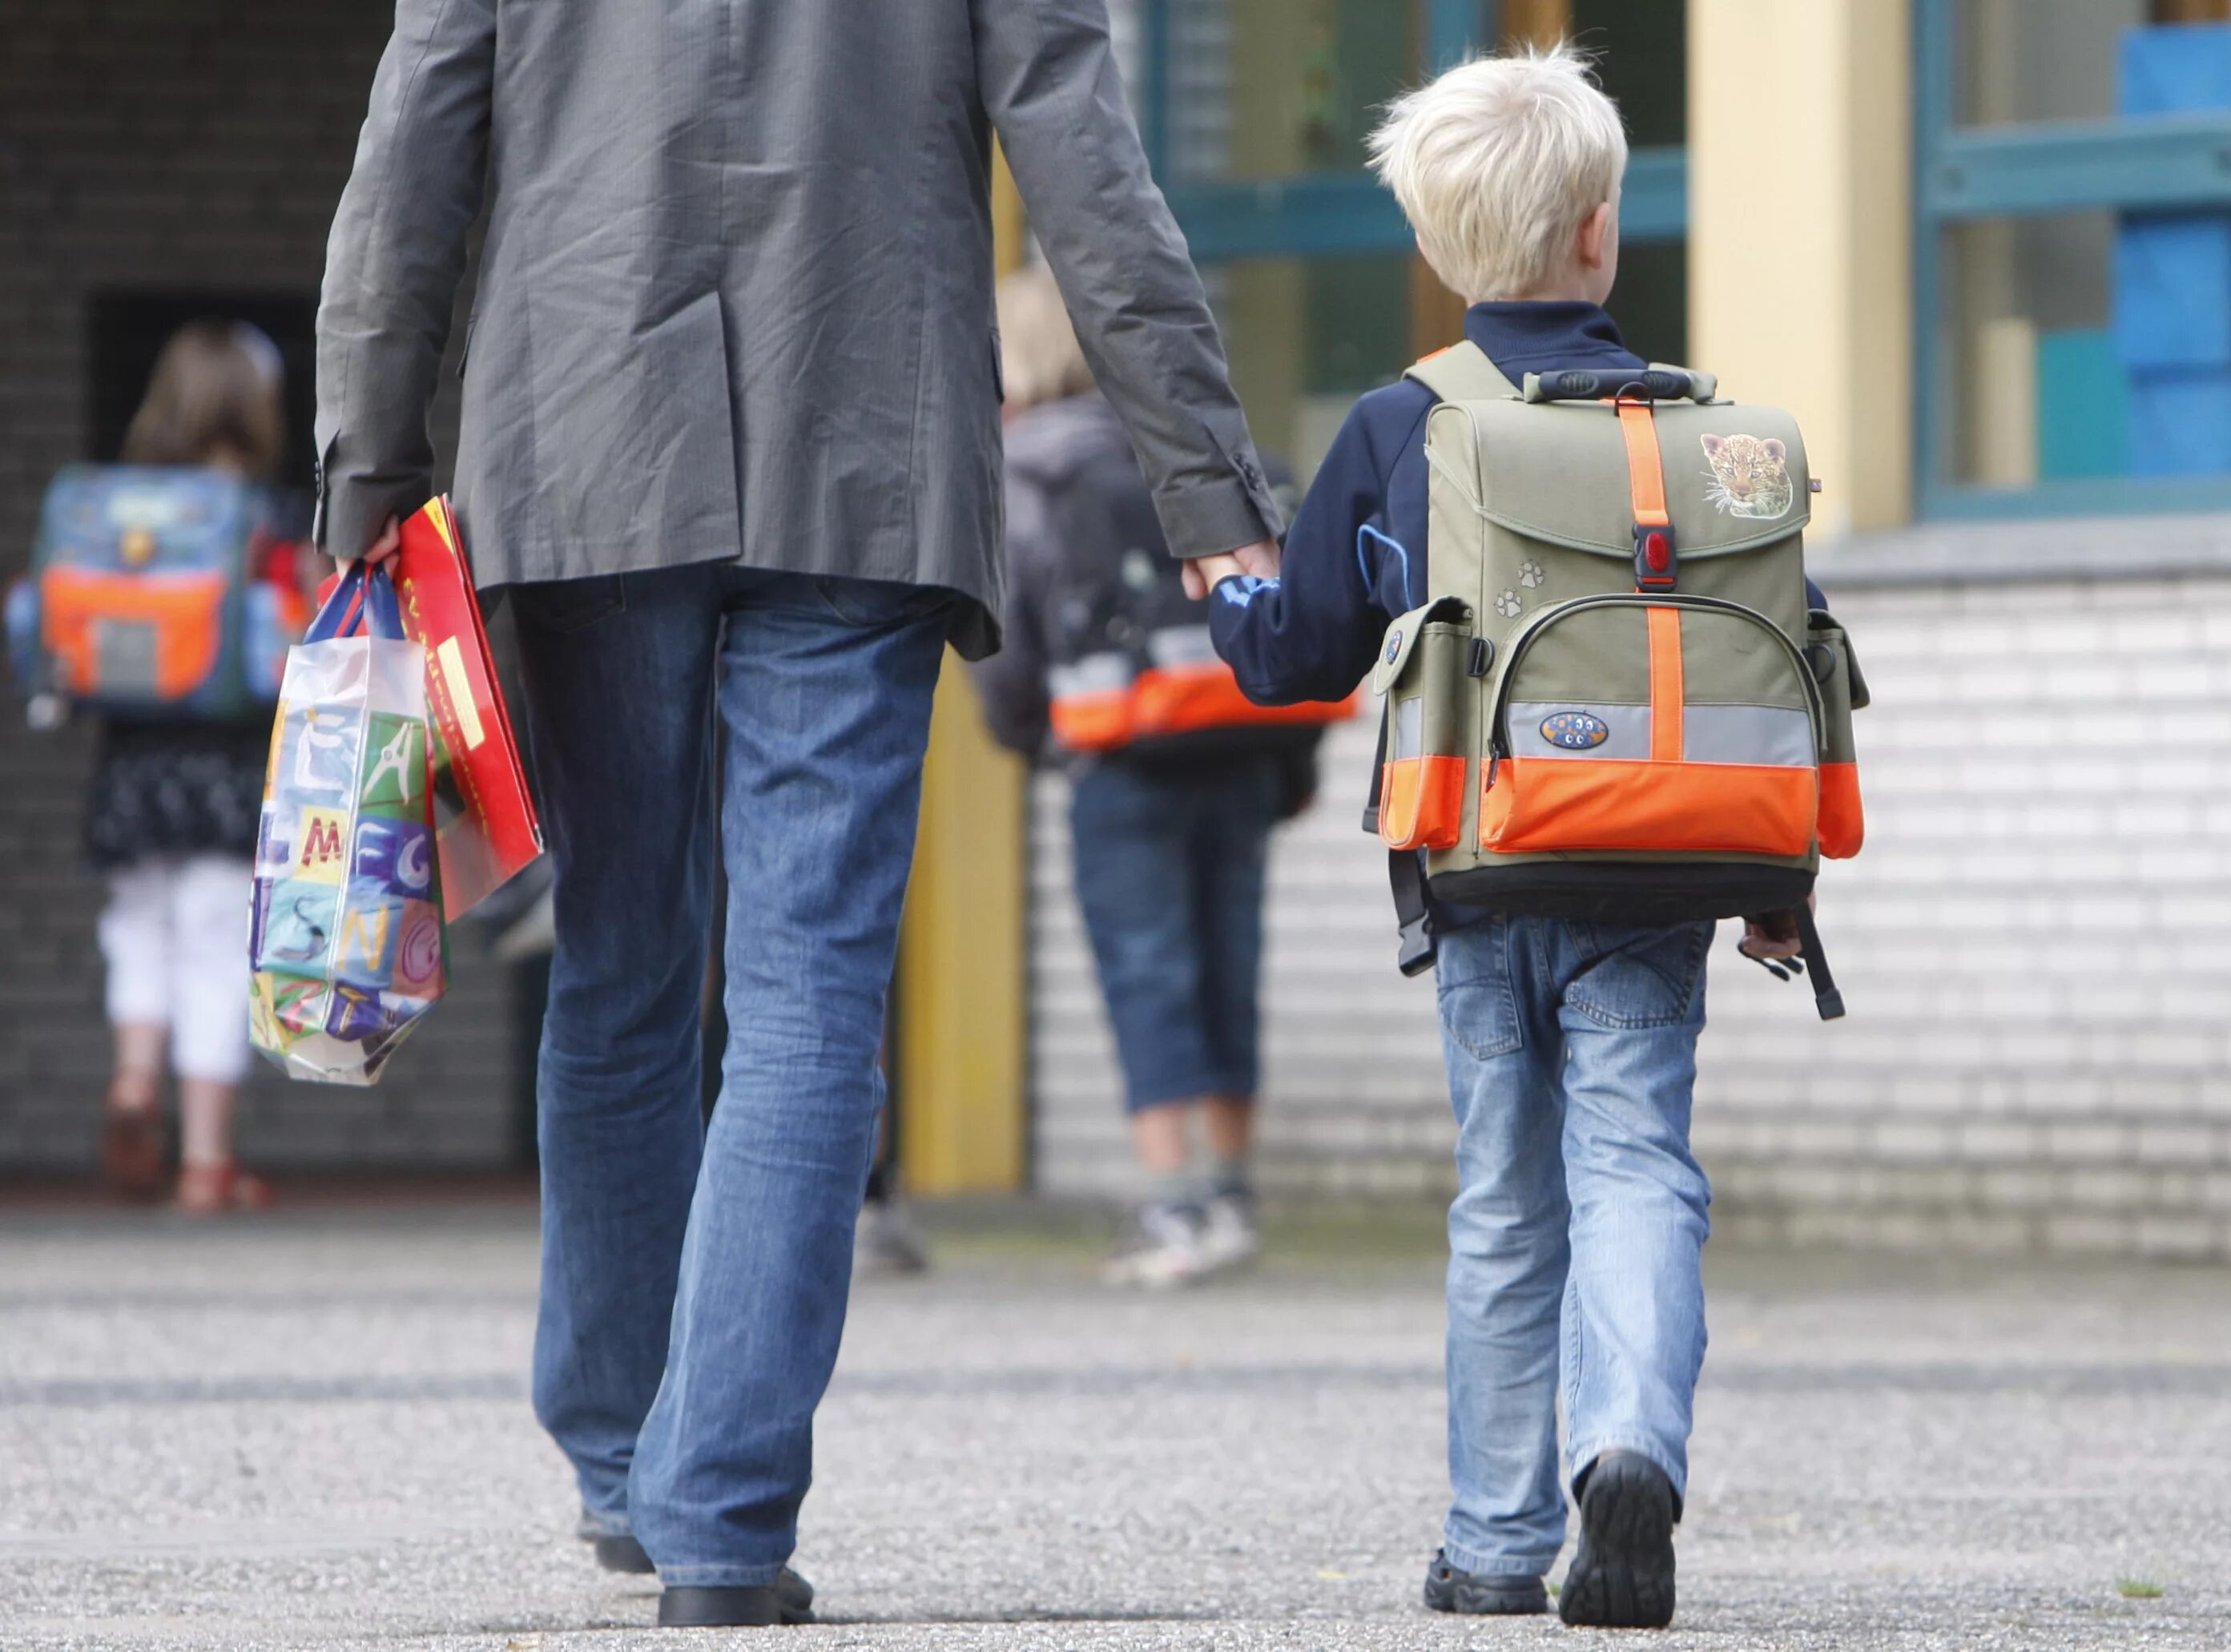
left=390, top=498, right=542, bottom=917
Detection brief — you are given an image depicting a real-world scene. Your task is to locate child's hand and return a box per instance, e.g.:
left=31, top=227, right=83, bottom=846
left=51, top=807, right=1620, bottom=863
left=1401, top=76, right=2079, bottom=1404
left=1182, top=552, right=1245, bottom=599
left=1738, top=893, right=1816, bottom=962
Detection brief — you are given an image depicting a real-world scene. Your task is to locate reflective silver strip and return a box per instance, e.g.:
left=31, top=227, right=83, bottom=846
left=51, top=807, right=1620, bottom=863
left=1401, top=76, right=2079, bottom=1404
left=1049, top=653, right=1134, bottom=699
left=1684, top=703, right=1813, bottom=768
left=1394, top=695, right=1422, bottom=762
left=1508, top=701, right=1650, bottom=761
left=1146, top=625, right=1219, bottom=669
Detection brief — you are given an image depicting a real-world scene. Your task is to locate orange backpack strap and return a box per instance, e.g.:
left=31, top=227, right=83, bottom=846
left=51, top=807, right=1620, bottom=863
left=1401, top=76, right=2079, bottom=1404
left=1616, top=401, right=1677, bottom=591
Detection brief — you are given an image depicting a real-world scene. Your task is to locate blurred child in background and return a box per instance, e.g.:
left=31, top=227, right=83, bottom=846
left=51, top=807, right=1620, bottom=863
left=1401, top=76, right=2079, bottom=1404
left=976, top=268, right=1327, bottom=1287
left=91, top=321, right=293, bottom=1212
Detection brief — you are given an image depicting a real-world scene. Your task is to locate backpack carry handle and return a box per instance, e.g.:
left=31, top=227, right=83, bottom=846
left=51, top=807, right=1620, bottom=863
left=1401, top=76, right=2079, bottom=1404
left=304, top=562, right=406, bottom=644
left=1522, top=368, right=1710, bottom=405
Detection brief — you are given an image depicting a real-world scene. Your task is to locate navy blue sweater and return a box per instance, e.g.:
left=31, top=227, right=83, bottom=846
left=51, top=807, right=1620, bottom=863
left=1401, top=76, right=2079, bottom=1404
left=1208, top=301, right=1649, bottom=703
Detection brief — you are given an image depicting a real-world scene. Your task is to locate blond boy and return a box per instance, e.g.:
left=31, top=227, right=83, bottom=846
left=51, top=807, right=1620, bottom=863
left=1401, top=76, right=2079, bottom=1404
left=1202, top=48, right=1788, bottom=1629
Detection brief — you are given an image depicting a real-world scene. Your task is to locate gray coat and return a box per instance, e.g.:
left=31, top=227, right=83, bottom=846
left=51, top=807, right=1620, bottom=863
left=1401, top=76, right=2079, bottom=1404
left=313, top=0, right=1283, bottom=658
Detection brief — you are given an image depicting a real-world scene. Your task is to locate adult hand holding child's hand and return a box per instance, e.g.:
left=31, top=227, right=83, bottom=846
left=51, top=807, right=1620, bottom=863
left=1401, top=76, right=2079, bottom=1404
left=1182, top=537, right=1281, bottom=600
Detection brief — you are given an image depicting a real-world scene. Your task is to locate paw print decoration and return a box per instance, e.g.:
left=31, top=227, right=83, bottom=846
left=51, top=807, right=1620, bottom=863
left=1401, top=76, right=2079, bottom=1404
left=1494, top=590, right=1524, bottom=619
left=1518, top=559, right=1546, bottom=589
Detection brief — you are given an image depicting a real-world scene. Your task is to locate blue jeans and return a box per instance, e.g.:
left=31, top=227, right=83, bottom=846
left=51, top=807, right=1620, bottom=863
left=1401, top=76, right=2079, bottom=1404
left=1434, top=914, right=1713, bottom=1579
left=1068, top=754, right=1283, bottom=1111
left=509, top=563, right=950, bottom=1586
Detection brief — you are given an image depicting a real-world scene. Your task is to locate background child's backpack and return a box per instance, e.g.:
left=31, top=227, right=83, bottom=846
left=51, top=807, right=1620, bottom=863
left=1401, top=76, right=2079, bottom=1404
left=6, top=465, right=308, bottom=722
left=1370, top=344, right=1867, bottom=1016
left=1045, top=447, right=1352, bottom=759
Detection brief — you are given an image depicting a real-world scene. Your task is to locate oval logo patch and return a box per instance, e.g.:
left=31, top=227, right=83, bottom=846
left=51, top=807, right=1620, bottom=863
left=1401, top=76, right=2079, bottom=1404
left=1540, top=711, right=1609, bottom=751
left=1384, top=630, right=1403, bottom=664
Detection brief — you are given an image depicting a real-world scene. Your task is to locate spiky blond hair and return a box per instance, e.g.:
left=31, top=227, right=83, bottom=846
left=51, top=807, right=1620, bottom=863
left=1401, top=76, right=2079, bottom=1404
left=1367, top=43, right=1628, bottom=303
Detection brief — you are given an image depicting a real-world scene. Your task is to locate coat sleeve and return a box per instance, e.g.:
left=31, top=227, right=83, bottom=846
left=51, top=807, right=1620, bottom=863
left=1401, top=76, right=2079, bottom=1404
left=974, top=0, right=1284, bottom=560
left=312, top=0, right=497, bottom=559
left=1206, top=406, right=1389, bottom=706
left=970, top=476, right=1056, bottom=760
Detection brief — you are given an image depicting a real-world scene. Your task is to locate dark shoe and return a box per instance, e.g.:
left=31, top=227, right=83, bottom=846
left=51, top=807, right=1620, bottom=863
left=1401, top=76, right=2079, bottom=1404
left=1559, top=1451, right=1677, bottom=1629
left=591, top=1534, right=814, bottom=1616
left=594, top=1533, right=654, bottom=1574
left=1422, top=1549, right=1548, bottom=1614
left=658, top=1582, right=815, bottom=1627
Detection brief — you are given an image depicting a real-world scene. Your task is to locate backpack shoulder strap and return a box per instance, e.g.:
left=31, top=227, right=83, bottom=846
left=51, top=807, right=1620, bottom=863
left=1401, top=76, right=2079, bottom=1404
left=1403, top=340, right=1520, bottom=405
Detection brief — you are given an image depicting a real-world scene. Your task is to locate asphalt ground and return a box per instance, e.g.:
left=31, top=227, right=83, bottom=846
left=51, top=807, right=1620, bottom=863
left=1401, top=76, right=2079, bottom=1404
left=2, top=1195, right=2227, bottom=1650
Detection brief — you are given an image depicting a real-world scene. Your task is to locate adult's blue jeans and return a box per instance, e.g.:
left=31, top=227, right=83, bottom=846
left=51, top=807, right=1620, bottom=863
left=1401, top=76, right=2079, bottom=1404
left=1067, top=753, right=1285, bottom=1111
left=509, top=563, right=949, bottom=1587
left=1433, top=914, right=1713, bottom=1581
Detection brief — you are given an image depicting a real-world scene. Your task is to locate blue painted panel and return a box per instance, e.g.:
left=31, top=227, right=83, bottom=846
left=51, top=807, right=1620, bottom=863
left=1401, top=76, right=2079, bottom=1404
left=2114, top=216, right=2231, bottom=370
left=1927, top=117, right=2231, bottom=220
left=1429, top=0, right=1481, bottom=71
left=1922, top=472, right=2231, bottom=522
left=2037, top=329, right=2130, bottom=481
left=2120, top=23, right=2231, bottom=117
left=2127, top=368, right=2231, bottom=476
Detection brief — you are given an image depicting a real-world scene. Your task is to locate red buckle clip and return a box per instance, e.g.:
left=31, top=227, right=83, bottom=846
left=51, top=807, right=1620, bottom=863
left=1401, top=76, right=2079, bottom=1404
left=1633, top=522, right=1677, bottom=590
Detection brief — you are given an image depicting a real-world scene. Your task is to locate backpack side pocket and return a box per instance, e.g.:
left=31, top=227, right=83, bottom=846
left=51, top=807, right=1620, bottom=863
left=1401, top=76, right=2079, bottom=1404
left=1375, top=598, right=1474, bottom=852
left=1808, top=610, right=1864, bottom=859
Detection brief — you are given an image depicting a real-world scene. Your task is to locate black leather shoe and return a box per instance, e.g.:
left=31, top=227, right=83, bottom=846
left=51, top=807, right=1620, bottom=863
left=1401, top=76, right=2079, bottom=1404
left=658, top=1582, right=815, bottom=1626
left=589, top=1536, right=811, bottom=1614
left=594, top=1533, right=654, bottom=1574
left=1559, top=1451, right=1677, bottom=1629
left=1422, top=1549, right=1548, bottom=1614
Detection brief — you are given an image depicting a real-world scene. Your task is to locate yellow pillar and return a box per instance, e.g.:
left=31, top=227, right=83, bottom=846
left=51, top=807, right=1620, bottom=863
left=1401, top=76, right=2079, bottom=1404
left=1688, top=0, right=1911, bottom=536
left=892, top=146, right=1029, bottom=1195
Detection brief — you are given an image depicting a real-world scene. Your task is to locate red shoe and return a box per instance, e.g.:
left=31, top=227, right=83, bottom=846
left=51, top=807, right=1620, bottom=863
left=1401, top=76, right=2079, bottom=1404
left=100, top=1078, right=167, bottom=1204
left=174, top=1162, right=273, bottom=1215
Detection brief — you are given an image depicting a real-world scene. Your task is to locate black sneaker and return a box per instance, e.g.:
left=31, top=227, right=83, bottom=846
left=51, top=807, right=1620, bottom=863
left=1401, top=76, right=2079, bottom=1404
left=1422, top=1549, right=1548, bottom=1614
left=1558, top=1452, right=1677, bottom=1629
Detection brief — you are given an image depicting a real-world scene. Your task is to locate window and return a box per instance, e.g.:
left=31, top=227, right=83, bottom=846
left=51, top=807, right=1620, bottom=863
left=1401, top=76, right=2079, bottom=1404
left=1138, top=0, right=1690, bottom=480
left=1916, top=0, right=2231, bottom=517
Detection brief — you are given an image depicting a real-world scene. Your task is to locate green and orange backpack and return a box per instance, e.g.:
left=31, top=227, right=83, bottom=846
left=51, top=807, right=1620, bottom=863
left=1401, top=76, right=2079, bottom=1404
left=1367, top=343, right=1867, bottom=1017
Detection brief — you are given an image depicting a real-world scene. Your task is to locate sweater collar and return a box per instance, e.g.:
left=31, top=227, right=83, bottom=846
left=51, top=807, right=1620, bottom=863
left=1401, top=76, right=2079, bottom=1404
left=1461, top=300, right=1637, bottom=368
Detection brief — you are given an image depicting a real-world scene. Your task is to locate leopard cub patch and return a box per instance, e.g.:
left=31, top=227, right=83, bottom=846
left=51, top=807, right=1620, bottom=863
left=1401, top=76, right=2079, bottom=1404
left=1700, top=433, right=1794, bottom=520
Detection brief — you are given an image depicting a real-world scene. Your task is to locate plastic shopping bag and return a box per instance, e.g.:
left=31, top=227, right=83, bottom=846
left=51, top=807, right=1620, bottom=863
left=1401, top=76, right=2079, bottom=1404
left=248, top=562, right=446, bottom=1084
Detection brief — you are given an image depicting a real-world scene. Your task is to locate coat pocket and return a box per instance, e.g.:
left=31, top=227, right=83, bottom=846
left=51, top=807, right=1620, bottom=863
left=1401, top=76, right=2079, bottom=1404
left=1374, top=598, right=1473, bottom=852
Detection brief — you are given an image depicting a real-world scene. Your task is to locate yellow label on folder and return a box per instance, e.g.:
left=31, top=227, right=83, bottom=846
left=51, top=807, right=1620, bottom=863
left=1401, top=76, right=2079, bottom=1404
left=436, top=636, right=486, bottom=751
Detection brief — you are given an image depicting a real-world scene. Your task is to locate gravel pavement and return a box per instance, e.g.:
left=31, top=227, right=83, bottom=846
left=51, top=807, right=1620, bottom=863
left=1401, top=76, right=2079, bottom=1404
left=2, top=1197, right=2227, bottom=1650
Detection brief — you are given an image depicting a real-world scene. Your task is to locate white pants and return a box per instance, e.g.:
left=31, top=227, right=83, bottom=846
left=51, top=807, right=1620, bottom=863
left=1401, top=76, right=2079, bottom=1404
left=98, top=853, right=254, bottom=1085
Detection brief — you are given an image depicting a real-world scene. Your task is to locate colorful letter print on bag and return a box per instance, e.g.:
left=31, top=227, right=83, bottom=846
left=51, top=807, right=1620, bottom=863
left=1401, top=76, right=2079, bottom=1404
left=250, top=563, right=447, bottom=1084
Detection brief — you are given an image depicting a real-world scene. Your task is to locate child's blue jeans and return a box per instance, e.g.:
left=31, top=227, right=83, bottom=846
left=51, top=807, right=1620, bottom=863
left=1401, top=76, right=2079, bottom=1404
left=1067, top=753, right=1285, bottom=1111
left=1433, top=913, right=1713, bottom=1579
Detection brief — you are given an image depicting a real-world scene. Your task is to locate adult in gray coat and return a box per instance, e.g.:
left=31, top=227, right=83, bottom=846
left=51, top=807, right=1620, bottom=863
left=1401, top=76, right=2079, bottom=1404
left=316, top=0, right=1281, bottom=1628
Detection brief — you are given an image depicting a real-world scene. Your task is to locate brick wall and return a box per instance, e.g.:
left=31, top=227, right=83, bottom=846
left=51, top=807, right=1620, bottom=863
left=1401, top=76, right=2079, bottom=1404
left=0, top=1, right=519, bottom=1175
left=1031, top=570, right=2231, bottom=1260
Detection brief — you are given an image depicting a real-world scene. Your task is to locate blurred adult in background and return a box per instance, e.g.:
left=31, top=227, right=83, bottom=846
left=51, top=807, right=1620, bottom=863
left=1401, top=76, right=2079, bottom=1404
left=976, top=268, right=1321, bottom=1288
left=314, top=0, right=1283, bottom=1626
left=92, top=321, right=287, bottom=1214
